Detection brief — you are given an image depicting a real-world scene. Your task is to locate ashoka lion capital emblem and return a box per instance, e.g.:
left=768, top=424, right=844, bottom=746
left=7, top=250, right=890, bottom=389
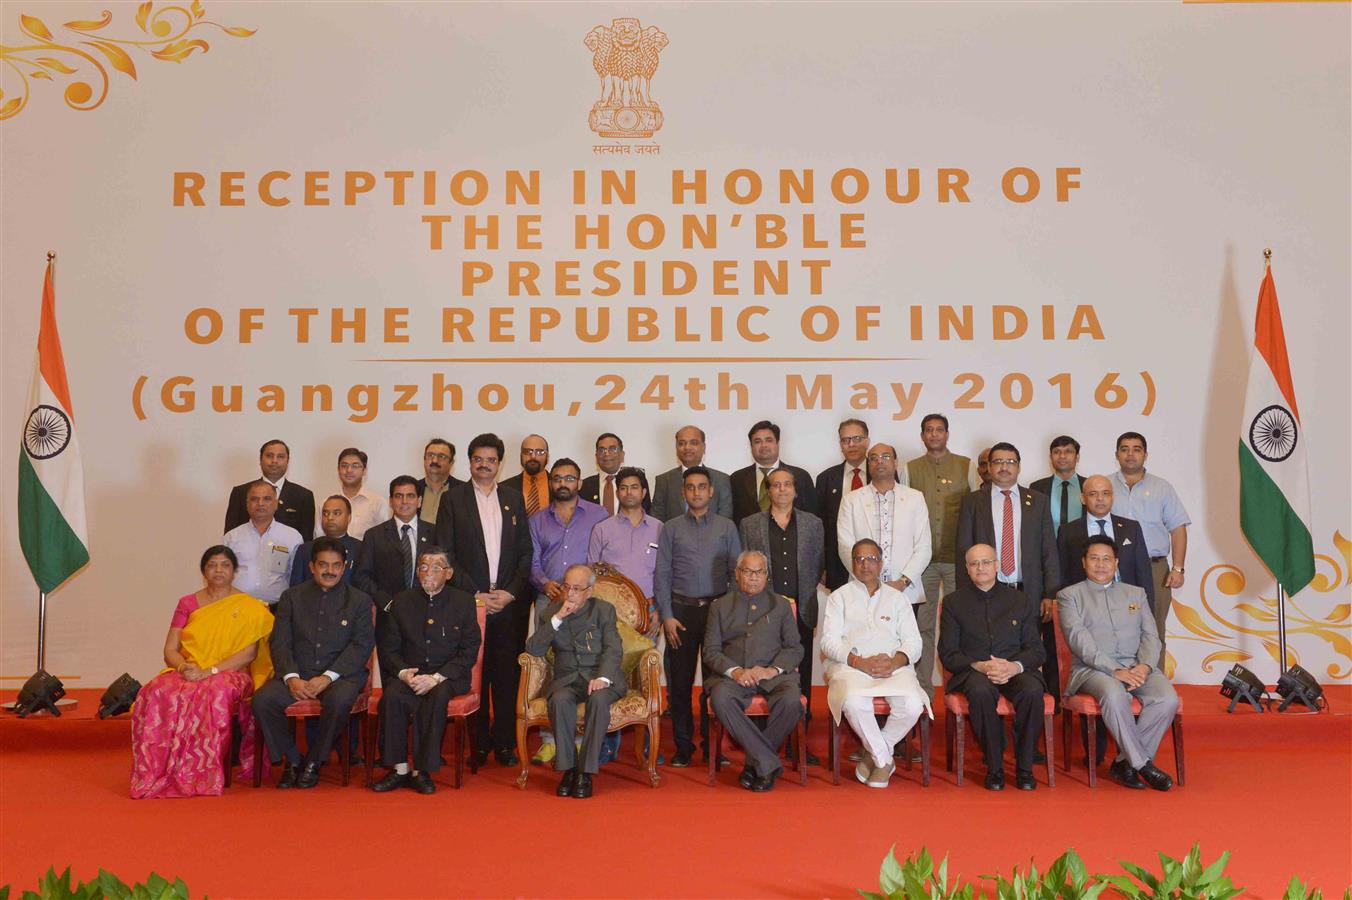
left=584, top=18, right=668, bottom=138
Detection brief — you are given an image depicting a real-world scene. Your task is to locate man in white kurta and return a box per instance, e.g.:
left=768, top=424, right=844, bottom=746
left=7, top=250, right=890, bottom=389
left=820, top=538, right=930, bottom=788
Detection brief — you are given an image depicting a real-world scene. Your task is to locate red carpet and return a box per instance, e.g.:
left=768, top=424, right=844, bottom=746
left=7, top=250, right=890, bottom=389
left=2, top=686, right=1349, bottom=899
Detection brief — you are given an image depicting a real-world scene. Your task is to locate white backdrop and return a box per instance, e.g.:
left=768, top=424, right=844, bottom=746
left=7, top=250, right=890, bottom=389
left=3, top=1, right=1349, bottom=689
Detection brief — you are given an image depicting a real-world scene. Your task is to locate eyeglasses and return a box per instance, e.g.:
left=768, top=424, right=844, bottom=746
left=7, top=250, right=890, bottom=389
left=338, top=462, right=365, bottom=471
left=989, top=458, right=1019, bottom=467
left=596, top=446, right=622, bottom=455
left=967, top=558, right=997, bottom=568
left=563, top=583, right=590, bottom=594
left=737, top=567, right=768, bottom=576
left=522, top=448, right=549, bottom=457
left=866, top=453, right=894, bottom=462
left=852, top=555, right=881, bottom=564
left=424, top=451, right=451, bottom=461
left=470, top=455, right=499, bottom=465
left=839, top=435, right=868, bottom=445
left=416, top=563, right=449, bottom=573
left=550, top=474, right=579, bottom=484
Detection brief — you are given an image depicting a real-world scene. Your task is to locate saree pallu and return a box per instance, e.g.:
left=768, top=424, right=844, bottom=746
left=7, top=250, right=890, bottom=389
left=130, top=594, right=273, bottom=799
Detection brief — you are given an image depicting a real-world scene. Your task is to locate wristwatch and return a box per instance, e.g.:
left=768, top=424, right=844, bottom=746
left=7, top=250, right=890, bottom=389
left=1170, top=566, right=1185, bottom=574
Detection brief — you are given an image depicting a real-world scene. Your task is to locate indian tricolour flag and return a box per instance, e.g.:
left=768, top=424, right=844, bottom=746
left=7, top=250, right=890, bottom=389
left=1238, top=264, right=1314, bottom=595
left=18, top=259, right=89, bottom=593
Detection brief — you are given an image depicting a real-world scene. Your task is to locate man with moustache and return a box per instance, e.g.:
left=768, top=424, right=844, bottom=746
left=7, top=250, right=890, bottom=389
left=354, top=476, right=430, bottom=616
left=581, top=433, right=649, bottom=516
left=291, top=495, right=362, bottom=586
left=1058, top=475, right=1154, bottom=607
left=371, top=547, right=481, bottom=795
left=816, top=418, right=870, bottom=594
left=433, top=433, right=532, bottom=767
left=502, top=434, right=551, bottom=518
left=977, top=448, right=993, bottom=487
left=730, top=420, right=816, bottom=525
left=650, top=425, right=734, bottom=521
left=1030, top=436, right=1085, bottom=535
left=254, top=537, right=375, bottom=789
left=417, top=438, right=462, bottom=528
left=224, top=480, right=305, bottom=608
left=224, top=439, right=315, bottom=539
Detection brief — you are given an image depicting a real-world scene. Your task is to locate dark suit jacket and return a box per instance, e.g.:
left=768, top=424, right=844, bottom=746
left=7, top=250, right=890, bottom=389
left=432, top=481, right=533, bottom=607
left=225, top=479, right=315, bottom=540
left=580, top=472, right=651, bottom=514
left=737, top=509, right=825, bottom=627
left=650, top=465, right=733, bottom=522
left=378, top=584, right=481, bottom=690
left=290, top=534, right=362, bottom=587
left=269, top=580, right=374, bottom=686
left=702, top=589, right=803, bottom=692
left=354, top=517, right=431, bottom=612
left=525, top=597, right=625, bottom=695
left=814, top=463, right=867, bottom=591
left=955, top=484, right=1061, bottom=602
left=938, top=582, right=1045, bottom=691
left=1057, top=514, right=1156, bottom=611
left=729, top=462, right=816, bottom=525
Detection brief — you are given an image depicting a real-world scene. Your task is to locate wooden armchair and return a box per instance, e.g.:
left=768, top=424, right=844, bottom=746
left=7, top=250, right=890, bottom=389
left=514, top=562, right=663, bottom=789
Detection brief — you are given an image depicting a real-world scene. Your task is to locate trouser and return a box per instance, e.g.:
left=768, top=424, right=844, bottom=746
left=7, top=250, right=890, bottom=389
left=797, top=619, right=815, bottom=720
left=952, top=670, right=1044, bottom=772
left=918, top=562, right=955, bottom=697
left=548, top=680, right=623, bottom=774
left=708, top=678, right=802, bottom=778
left=476, top=604, right=530, bottom=752
left=1076, top=671, right=1179, bottom=770
left=254, top=677, right=361, bottom=767
left=840, top=694, right=925, bottom=769
left=378, top=677, right=460, bottom=773
left=1039, top=620, right=1061, bottom=704
left=664, top=600, right=711, bottom=754
left=1150, top=557, right=1173, bottom=666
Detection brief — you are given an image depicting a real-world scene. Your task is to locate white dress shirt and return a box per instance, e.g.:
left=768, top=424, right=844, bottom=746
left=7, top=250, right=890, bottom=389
left=339, top=485, right=390, bottom=540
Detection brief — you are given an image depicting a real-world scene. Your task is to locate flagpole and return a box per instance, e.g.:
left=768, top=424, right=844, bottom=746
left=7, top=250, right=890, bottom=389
left=1276, top=584, right=1288, bottom=676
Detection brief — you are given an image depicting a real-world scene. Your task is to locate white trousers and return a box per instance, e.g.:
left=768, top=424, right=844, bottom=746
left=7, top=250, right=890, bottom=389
left=841, top=693, right=925, bottom=768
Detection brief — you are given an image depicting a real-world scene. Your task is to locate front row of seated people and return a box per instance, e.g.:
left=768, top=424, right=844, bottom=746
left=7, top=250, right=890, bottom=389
left=130, top=535, right=1177, bottom=797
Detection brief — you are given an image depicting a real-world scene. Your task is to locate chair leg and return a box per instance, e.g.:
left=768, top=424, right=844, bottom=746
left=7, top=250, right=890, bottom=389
left=1173, top=714, right=1185, bottom=786
left=707, top=718, right=720, bottom=787
left=920, top=716, right=931, bottom=787
left=467, top=721, right=479, bottom=775
left=797, top=717, right=807, bottom=786
left=514, top=718, right=530, bottom=790
left=1086, top=715, right=1097, bottom=788
left=954, top=714, right=965, bottom=787
left=646, top=719, right=661, bottom=787
left=829, top=715, right=840, bottom=786
left=944, top=711, right=954, bottom=772
left=1043, top=713, right=1055, bottom=787
left=252, top=710, right=265, bottom=788
left=1061, top=709, right=1072, bottom=773
left=365, top=708, right=377, bottom=788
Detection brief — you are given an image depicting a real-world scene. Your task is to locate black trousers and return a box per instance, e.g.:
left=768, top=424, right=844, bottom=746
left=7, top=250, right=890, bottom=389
left=254, top=677, right=361, bottom=767
left=664, top=601, right=710, bottom=754
left=379, top=678, right=461, bottom=773
left=709, top=677, right=802, bottom=778
left=476, top=605, right=530, bottom=752
left=548, top=680, right=623, bottom=774
left=797, top=620, right=815, bottom=721
left=1039, top=619, right=1061, bottom=706
left=951, top=670, right=1044, bottom=772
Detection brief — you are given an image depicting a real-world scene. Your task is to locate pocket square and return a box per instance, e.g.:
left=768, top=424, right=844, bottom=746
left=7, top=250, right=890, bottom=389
left=1121, top=537, right=1132, bottom=545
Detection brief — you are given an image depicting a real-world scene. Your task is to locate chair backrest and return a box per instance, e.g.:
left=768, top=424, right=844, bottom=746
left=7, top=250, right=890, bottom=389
left=469, top=602, right=488, bottom=696
left=589, top=562, right=647, bottom=633
left=1049, top=603, right=1071, bottom=695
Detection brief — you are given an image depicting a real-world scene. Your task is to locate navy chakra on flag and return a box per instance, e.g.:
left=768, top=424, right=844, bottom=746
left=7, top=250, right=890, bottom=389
left=1248, top=404, right=1297, bottom=463
left=23, top=404, right=71, bottom=460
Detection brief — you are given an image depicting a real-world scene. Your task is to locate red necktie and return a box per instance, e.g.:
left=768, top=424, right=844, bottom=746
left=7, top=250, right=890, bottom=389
left=603, top=474, right=615, bottom=515
left=1000, top=489, right=1015, bottom=577
left=850, top=467, right=863, bottom=491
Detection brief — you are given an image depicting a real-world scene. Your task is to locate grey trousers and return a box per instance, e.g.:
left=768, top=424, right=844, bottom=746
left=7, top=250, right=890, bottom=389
left=709, top=678, right=802, bottom=778
left=548, top=680, right=622, bottom=774
left=917, top=562, right=955, bottom=698
left=1150, top=557, right=1173, bottom=666
left=1075, top=670, right=1178, bottom=770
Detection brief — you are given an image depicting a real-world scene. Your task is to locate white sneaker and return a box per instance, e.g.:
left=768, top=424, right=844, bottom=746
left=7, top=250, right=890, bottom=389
left=854, top=758, right=874, bottom=785
left=867, top=761, right=895, bottom=788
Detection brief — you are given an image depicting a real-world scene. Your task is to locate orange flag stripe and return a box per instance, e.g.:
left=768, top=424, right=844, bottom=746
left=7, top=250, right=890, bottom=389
left=36, top=261, right=75, bottom=418
left=1253, top=267, right=1300, bottom=423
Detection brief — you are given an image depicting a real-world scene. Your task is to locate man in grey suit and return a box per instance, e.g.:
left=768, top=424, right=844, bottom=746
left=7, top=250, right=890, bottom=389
left=524, top=564, right=625, bottom=799
left=703, top=551, right=804, bottom=792
left=1057, top=536, right=1178, bottom=792
left=738, top=467, right=824, bottom=756
left=650, top=425, right=733, bottom=521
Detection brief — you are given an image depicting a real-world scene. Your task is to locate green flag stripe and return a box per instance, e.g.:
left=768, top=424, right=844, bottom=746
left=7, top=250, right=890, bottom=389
left=1238, top=441, right=1315, bottom=595
left=17, top=450, right=90, bottom=592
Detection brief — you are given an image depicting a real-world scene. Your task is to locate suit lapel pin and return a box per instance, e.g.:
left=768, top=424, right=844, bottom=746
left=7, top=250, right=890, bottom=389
left=1128, top=603, right=1139, bottom=612
left=340, top=619, right=348, bottom=626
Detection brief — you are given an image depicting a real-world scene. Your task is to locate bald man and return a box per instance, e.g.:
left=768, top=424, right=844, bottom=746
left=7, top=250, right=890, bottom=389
left=1057, top=476, right=1155, bottom=610
left=650, top=425, right=733, bottom=521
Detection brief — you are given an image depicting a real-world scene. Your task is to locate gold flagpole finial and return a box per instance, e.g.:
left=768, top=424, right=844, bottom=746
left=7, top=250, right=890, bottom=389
left=1263, top=247, right=1271, bottom=269
left=46, top=250, right=55, bottom=262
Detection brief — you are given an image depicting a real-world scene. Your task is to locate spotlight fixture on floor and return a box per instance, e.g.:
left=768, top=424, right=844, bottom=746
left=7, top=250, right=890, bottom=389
left=11, top=670, right=66, bottom=717
left=97, top=673, right=142, bottom=719
left=1275, top=664, right=1324, bottom=712
left=1219, top=664, right=1267, bottom=713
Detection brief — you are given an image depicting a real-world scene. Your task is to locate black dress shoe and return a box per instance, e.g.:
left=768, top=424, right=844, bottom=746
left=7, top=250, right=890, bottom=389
left=1109, top=759, right=1146, bottom=790
left=495, top=747, right=519, bottom=767
left=749, top=768, right=781, bottom=792
left=296, top=761, right=321, bottom=789
left=1137, top=761, right=1174, bottom=792
left=805, top=751, right=821, bottom=767
left=470, top=748, right=490, bottom=769
left=738, top=767, right=755, bottom=789
left=572, top=773, right=594, bottom=798
left=371, top=770, right=410, bottom=793
left=409, top=772, right=437, bottom=795
left=556, top=770, right=577, bottom=797
left=276, top=763, right=300, bottom=789
left=1015, top=770, right=1037, bottom=791
left=669, top=749, right=692, bottom=767
left=984, top=770, right=1005, bottom=791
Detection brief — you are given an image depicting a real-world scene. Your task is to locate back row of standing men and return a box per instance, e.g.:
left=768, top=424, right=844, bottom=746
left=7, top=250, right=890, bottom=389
left=218, top=416, right=1190, bottom=768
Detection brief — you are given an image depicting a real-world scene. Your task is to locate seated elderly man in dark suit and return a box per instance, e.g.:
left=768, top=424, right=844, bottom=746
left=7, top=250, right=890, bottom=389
left=702, top=550, right=804, bottom=793
left=254, top=536, right=375, bottom=789
left=524, top=563, right=625, bottom=799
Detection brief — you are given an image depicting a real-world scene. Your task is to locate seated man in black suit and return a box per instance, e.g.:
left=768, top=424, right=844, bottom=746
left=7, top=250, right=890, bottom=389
left=524, top=564, right=625, bottom=799
left=372, top=546, right=481, bottom=795
left=253, top=537, right=374, bottom=789
left=355, top=476, right=429, bottom=615
left=224, top=439, right=315, bottom=539
left=938, top=543, right=1045, bottom=792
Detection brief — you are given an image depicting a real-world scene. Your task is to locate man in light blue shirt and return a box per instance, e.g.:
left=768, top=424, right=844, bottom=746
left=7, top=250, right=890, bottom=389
left=1110, top=432, right=1190, bottom=664
left=224, top=480, right=304, bottom=606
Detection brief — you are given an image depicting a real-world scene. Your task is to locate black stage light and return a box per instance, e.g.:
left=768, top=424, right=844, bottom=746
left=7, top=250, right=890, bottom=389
left=97, top=673, right=142, bottom=719
left=13, top=670, right=66, bottom=717
left=1219, top=664, right=1267, bottom=713
left=1275, top=664, right=1324, bottom=712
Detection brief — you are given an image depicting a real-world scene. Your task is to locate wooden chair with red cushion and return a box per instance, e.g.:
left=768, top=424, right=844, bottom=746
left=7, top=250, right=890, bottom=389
left=364, top=601, right=489, bottom=789
left=1051, top=603, right=1185, bottom=787
left=827, top=698, right=931, bottom=786
left=942, top=671, right=1056, bottom=788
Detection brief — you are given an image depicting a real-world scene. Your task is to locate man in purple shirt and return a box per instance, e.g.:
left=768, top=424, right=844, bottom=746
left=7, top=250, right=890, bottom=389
left=529, top=457, right=609, bottom=765
left=588, top=467, right=663, bottom=634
